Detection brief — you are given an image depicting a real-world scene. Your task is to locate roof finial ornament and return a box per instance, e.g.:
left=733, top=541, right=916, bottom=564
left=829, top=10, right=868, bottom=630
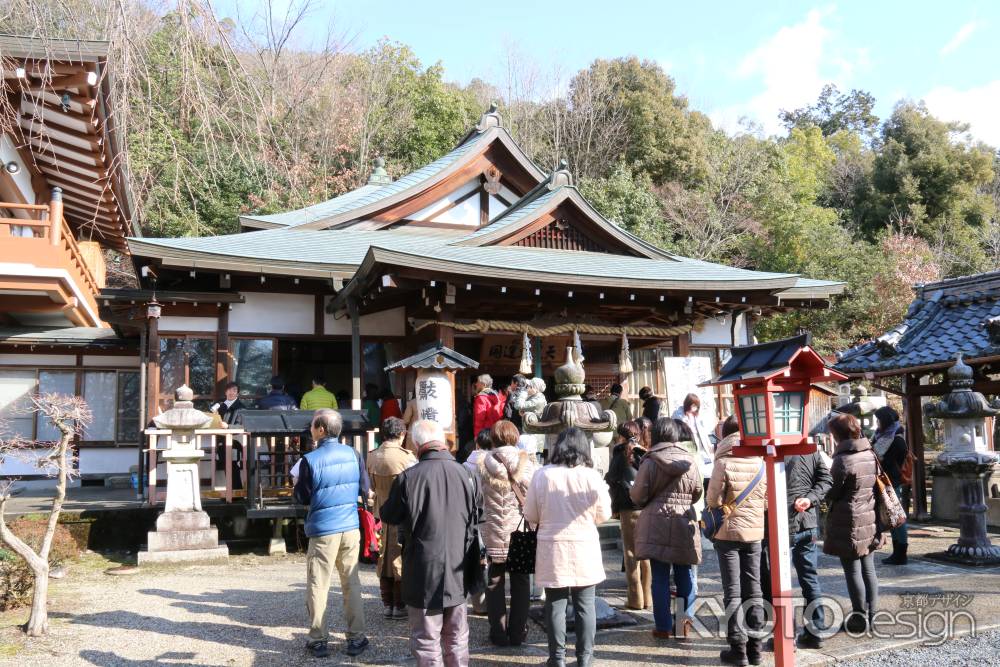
left=367, top=156, right=392, bottom=186
left=547, top=158, right=573, bottom=190
left=475, top=102, right=502, bottom=134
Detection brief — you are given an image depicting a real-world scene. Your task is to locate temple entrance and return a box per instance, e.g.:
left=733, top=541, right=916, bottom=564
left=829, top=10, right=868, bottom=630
left=277, top=340, right=352, bottom=405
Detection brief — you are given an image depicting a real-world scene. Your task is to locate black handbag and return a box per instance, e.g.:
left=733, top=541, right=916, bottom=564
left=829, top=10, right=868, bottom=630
left=506, top=516, right=537, bottom=574
left=494, top=451, right=538, bottom=574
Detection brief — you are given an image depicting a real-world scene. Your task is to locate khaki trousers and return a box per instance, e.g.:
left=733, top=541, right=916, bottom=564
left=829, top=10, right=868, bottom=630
left=619, top=509, right=652, bottom=609
left=306, top=529, right=365, bottom=641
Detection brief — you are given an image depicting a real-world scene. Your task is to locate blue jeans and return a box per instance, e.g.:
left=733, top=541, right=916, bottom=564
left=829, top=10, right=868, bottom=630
left=891, top=485, right=908, bottom=545
left=650, top=560, right=695, bottom=633
left=762, top=528, right=825, bottom=635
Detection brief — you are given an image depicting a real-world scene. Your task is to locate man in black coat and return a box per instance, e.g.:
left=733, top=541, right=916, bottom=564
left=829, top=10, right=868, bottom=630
left=211, top=382, right=247, bottom=489
left=380, top=419, right=481, bottom=666
left=760, top=450, right=833, bottom=649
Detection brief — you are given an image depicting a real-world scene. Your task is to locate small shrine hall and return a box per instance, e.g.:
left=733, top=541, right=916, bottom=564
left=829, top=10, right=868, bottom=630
left=118, top=104, right=844, bottom=433
left=0, top=102, right=847, bottom=490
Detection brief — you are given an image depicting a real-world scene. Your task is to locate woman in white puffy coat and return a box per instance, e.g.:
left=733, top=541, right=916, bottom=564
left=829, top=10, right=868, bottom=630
left=524, top=427, right=612, bottom=667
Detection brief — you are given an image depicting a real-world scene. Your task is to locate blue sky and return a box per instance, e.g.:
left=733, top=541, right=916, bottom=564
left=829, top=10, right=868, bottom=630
left=221, top=1, right=1000, bottom=144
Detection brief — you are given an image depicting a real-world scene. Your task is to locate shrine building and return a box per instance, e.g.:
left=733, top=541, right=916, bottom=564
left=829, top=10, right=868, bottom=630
left=0, top=36, right=844, bottom=485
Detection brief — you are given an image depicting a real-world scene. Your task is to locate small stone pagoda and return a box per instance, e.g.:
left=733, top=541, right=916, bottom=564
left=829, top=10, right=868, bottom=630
left=925, top=356, right=1000, bottom=566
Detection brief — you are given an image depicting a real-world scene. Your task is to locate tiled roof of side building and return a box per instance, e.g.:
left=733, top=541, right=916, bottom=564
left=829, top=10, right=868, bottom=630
left=835, top=271, right=1000, bottom=375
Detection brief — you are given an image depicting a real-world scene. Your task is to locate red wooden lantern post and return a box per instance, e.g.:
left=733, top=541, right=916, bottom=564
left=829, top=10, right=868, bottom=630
left=703, top=334, right=847, bottom=667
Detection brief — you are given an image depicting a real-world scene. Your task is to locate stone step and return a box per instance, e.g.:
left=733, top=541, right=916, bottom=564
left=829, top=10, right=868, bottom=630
left=137, top=546, right=229, bottom=565
left=104, top=475, right=133, bottom=490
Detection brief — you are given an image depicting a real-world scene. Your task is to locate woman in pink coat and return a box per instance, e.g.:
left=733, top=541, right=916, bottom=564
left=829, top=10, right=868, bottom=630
left=524, top=427, right=612, bottom=667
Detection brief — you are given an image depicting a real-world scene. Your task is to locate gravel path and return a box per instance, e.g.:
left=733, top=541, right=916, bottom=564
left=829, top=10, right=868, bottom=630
left=839, top=629, right=1000, bottom=666
left=0, top=523, right=997, bottom=666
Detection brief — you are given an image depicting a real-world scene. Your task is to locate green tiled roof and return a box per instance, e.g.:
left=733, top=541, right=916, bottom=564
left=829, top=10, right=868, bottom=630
left=130, top=228, right=447, bottom=265
left=241, top=185, right=385, bottom=227
left=130, top=224, right=844, bottom=294
left=365, top=242, right=804, bottom=289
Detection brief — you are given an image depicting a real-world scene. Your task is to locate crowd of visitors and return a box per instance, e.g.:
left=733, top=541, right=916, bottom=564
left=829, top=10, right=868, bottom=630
left=290, top=383, right=906, bottom=666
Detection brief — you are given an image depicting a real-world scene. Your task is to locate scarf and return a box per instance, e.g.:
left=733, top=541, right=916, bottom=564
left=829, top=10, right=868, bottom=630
left=417, top=439, right=449, bottom=457
left=872, top=421, right=902, bottom=458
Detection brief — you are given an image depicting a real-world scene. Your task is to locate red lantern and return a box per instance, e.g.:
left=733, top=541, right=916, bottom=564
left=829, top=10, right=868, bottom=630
left=702, top=333, right=847, bottom=667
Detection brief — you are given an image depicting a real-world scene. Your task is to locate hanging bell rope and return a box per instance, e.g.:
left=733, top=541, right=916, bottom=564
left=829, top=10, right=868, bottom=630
left=619, top=332, right=634, bottom=374
left=518, top=332, right=533, bottom=375
left=411, top=318, right=692, bottom=338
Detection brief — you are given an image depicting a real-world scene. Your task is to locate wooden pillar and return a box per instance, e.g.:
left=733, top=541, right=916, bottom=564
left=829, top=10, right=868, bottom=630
left=147, top=315, right=160, bottom=421
left=349, top=297, right=362, bottom=410
left=904, top=386, right=929, bottom=519
left=137, top=325, right=147, bottom=500
left=436, top=300, right=455, bottom=348
left=216, top=306, right=230, bottom=396
left=672, top=331, right=689, bottom=357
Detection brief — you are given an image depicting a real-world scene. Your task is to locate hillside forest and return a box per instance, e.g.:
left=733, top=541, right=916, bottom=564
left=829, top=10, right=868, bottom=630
left=2, top=0, right=998, bottom=353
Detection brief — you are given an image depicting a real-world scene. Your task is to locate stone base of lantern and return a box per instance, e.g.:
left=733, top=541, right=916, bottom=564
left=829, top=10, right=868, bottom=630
left=138, top=510, right=229, bottom=565
left=926, top=458, right=1000, bottom=567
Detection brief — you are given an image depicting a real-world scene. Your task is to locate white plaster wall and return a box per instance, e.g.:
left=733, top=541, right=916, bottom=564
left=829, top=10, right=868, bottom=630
left=0, top=455, right=45, bottom=476
left=0, top=135, right=35, bottom=204
left=159, top=315, right=218, bottom=332
left=0, top=354, right=76, bottom=366
left=690, top=313, right=750, bottom=346
left=79, top=447, right=138, bottom=475
left=82, top=355, right=140, bottom=367
left=230, top=292, right=314, bottom=334
left=324, top=302, right=406, bottom=337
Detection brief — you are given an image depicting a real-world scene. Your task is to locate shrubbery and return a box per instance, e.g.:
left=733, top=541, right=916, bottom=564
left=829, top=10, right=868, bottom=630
left=0, top=518, right=80, bottom=611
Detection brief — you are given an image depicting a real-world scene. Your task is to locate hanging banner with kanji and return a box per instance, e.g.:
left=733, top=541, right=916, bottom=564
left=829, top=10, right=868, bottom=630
left=414, top=369, right=453, bottom=432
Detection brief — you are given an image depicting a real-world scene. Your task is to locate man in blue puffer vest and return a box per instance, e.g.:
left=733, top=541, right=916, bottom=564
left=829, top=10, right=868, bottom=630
left=294, top=408, right=372, bottom=659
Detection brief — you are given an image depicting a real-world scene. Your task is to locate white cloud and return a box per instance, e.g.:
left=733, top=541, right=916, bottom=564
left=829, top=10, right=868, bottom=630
left=709, top=6, right=865, bottom=136
left=940, top=21, right=980, bottom=56
left=924, top=81, right=1000, bottom=147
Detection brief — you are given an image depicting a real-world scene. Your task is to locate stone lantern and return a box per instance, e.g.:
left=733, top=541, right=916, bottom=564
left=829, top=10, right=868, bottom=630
left=925, top=355, right=1000, bottom=565
left=138, top=385, right=229, bottom=564
left=522, top=349, right=622, bottom=628
left=523, top=348, right=617, bottom=472
left=839, top=386, right=879, bottom=437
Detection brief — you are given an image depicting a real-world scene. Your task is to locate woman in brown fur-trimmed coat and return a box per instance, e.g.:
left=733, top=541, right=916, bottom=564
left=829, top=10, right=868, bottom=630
left=479, top=419, right=537, bottom=646
left=824, top=412, right=883, bottom=633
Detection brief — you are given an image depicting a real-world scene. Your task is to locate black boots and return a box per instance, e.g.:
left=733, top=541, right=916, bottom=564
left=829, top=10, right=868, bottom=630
left=720, top=643, right=748, bottom=666
left=720, top=641, right=761, bottom=666
left=883, top=540, right=908, bottom=565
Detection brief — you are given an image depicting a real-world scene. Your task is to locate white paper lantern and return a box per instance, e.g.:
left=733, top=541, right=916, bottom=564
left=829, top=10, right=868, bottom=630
left=414, top=369, right=454, bottom=431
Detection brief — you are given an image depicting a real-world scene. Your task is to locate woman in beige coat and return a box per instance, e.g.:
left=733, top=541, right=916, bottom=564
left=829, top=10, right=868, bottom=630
left=479, top=420, right=536, bottom=646
left=706, top=415, right=767, bottom=666
left=524, top=427, right=611, bottom=667
left=630, top=418, right=702, bottom=639
left=365, top=417, right=416, bottom=619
